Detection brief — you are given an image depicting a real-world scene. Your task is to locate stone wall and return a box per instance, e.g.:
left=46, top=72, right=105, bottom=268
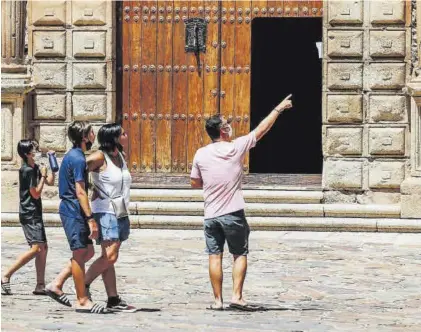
left=323, top=0, right=411, bottom=206
left=27, top=0, right=115, bottom=153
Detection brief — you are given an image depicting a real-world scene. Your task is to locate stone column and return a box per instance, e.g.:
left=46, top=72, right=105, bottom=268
left=1, top=0, right=26, bottom=66
left=1, top=0, right=32, bottom=168
left=399, top=95, right=421, bottom=218
left=1, top=0, right=32, bottom=212
left=401, top=1, right=421, bottom=218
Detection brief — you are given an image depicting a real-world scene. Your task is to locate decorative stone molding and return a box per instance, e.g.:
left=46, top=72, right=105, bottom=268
left=1, top=96, right=25, bottom=168
left=1, top=0, right=27, bottom=67
left=323, top=127, right=363, bottom=156
left=401, top=82, right=421, bottom=218
left=368, top=95, right=407, bottom=123
left=398, top=1, right=421, bottom=218
left=327, top=30, right=363, bottom=58
left=403, top=92, right=421, bottom=176
left=325, top=94, right=363, bottom=123
left=369, top=0, right=405, bottom=25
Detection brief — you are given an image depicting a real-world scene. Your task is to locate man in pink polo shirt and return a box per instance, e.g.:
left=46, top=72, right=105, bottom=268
left=190, top=94, right=293, bottom=311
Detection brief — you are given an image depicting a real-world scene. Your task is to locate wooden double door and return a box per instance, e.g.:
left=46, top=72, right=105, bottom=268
left=121, top=1, right=323, bottom=174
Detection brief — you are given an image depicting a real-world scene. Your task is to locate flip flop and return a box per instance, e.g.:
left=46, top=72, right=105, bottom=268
left=33, top=289, right=47, bottom=296
left=228, top=303, right=265, bottom=312
left=1, top=281, right=12, bottom=295
left=75, top=303, right=113, bottom=314
left=206, top=304, right=224, bottom=311
left=45, top=289, right=72, bottom=307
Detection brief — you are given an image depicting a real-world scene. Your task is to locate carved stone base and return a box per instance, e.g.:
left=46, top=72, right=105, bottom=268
left=401, top=177, right=421, bottom=218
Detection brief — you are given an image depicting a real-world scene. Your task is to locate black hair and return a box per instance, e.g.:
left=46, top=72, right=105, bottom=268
left=68, top=121, right=92, bottom=147
left=205, top=114, right=222, bottom=141
left=98, top=123, right=123, bottom=153
left=17, top=139, right=36, bottom=162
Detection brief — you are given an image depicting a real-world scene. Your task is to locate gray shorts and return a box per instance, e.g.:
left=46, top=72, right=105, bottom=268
left=20, top=217, right=47, bottom=246
left=204, top=209, right=250, bottom=256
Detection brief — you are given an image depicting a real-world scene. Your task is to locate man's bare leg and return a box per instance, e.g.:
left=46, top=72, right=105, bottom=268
left=231, top=255, right=247, bottom=305
left=46, top=244, right=94, bottom=296
left=34, top=243, right=48, bottom=292
left=209, top=254, right=223, bottom=309
left=72, top=249, right=93, bottom=308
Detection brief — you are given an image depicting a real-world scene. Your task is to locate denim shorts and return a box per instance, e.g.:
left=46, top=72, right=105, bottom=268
left=60, top=214, right=93, bottom=251
left=94, top=213, right=130, bottom=244
left=204, top=209, right=250, bottom=256
left=60, top=201, right=93, bottom=251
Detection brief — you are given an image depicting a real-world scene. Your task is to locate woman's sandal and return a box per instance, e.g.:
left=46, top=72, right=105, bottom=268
left=1, top=281, right=12, bottom=295
left=206, top=304, right=224, bottom=311
left=75, top=303, right=112, bottom=314
left=45, top=289, right=72, bottom=307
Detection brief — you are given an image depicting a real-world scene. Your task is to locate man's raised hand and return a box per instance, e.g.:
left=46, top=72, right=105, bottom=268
left=275, top=94, right=293, bottom=113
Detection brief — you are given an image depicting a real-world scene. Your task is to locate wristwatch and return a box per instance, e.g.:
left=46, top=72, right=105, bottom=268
left=85, top=214, right=94, bottom=221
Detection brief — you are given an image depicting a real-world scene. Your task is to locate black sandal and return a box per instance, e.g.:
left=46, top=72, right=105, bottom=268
left=1, top=281, right=12, bottom=295
left=75, top=303, right=112, bottom=314
left=45, top=289, right=72, bottom=307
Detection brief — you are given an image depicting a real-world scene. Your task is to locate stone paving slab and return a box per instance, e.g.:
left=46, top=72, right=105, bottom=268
left=1, top=228, right=421, bottom=331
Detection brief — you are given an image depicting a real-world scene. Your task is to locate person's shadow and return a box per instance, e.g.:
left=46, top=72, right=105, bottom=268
left=134, top=308, right=161, bottom=312
left=224, top=302, right=327, bottom=312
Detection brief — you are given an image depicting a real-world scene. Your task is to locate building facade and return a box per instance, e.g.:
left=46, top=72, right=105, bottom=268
left=1, top=0, right=420, bottom=219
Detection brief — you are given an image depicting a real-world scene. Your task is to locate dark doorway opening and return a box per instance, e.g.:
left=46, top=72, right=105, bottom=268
left=250, top=18, right=323, bottom=174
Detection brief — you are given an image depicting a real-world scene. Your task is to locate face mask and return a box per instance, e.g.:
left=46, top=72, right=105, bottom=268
left=85, top=141, right=93, bottom=151
left=221, top=125, right=233, bottom=138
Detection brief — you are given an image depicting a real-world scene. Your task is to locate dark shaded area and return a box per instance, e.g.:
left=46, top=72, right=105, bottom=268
left=115, top=1, right=123, bottom=125
left=250, top=18, right=323, bottom=174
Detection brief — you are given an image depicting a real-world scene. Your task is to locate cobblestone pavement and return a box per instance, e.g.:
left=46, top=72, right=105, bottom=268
left=1, top=228, right=421, bottom=332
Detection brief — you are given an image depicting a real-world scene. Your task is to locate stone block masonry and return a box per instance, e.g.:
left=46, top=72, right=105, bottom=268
left=323, top=0, right=414, bottom=216
left=27, top=0, right=115, bottom=152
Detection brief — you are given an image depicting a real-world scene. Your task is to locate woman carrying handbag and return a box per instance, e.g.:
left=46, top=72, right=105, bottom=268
left=83, top=123, right=135, bottom=312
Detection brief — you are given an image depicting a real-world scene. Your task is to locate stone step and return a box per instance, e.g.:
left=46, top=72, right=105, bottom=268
left=0, top=189, right=324, bottom=214
left=128, top=189, right=324, bottom=203
left=2, top=213, right=419, bottom=232
left=40, top=201, right=400, bottom=218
